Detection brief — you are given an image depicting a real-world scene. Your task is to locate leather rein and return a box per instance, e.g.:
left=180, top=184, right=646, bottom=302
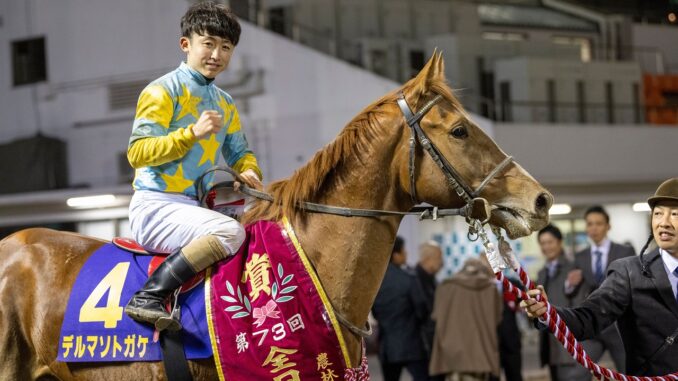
left=195, top=92, right=514, bottom=339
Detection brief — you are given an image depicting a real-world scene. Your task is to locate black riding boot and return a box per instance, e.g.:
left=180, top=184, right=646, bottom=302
left=124, top=249, right=196, bottom=331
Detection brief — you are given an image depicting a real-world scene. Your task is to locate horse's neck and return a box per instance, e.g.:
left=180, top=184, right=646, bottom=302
left=291, top=127, right=410, bottom=364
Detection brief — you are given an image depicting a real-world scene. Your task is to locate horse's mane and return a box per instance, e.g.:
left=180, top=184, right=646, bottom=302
left=242, top=75, right=461, bottom=223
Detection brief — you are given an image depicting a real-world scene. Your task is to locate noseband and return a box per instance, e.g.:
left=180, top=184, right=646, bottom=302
left=396, top=92, right=514, bottom=209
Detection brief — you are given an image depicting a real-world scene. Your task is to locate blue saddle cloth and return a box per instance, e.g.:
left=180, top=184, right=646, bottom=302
left=57, top=243, right=212, bottom=362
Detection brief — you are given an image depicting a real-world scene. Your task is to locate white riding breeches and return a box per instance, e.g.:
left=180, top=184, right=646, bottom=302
left=128, top=190, right=245, bottom=256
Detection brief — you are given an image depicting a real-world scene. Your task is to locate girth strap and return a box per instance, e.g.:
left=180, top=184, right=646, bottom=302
left=160, top=330, right=193, bottom=381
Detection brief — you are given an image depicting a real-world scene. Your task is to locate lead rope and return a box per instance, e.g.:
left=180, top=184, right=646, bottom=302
left=476, top=224, right=678, bottom=381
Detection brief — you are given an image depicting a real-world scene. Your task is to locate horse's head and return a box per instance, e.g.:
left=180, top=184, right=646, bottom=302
left=395, top=52, right=552, bottom=238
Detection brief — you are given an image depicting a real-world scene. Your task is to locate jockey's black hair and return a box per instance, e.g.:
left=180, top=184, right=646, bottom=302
left=181, top=1, right=241, bottom=45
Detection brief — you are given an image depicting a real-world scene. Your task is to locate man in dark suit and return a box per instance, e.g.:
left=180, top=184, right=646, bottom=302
left=495, top=276, right=524, bottom=381
left=535, top=224, right=588, bottom=381
left=413, top=241, right=445, bottom=381
left=567, top=206, right=634, bottom=373
left=522, top=178, right=678, bottom=376
left=372, top=236, right=430, bottom=381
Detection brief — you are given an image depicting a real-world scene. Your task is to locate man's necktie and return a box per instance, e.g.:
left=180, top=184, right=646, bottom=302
left=594, top=250, right=604, bottom=285
left=674, top=267, right=678, bottom=305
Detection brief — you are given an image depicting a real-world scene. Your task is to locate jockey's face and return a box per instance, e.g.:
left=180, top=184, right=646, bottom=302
left=181, top=32, right=234, bottom=79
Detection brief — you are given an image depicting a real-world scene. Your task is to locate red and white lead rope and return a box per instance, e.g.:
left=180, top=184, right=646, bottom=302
left=484, top=233, right=678, bottom=381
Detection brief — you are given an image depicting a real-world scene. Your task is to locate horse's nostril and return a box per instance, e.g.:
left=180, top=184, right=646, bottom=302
left=535, top=193, right=551, bottom=212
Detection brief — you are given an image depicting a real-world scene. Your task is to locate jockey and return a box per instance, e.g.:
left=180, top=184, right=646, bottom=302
left=124, top=1, right=262, bottom=331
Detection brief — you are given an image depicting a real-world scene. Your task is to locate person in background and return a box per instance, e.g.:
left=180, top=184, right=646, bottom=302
left=372, top=236, right=431, bottom=381
left=494, top=275, right=524, bottom=381
left=521, top=178, right=678, bottom=376
left=535, top=224, right=589, bottom=381
left=414, top=241, right=445, bottom=381
left=566, top=206, right=633, bottom=373
left=429, top=256, right=503, bottom=381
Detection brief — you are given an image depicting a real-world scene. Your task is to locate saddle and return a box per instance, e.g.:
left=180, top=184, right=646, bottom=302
left=111, top=183, right=248, bottom=327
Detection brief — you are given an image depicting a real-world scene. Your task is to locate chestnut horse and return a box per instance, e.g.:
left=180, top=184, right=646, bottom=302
left=0, top=53, right=552, bottom=380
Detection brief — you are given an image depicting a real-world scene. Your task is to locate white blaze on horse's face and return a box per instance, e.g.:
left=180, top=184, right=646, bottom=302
left=401, top=53, right=552, bottom=238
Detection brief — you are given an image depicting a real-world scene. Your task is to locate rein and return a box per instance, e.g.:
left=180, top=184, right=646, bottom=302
left=197, top=169, right=485, bottom=221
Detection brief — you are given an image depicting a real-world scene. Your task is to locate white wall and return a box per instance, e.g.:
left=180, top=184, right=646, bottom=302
left=605, top=203, right=651, bottom=254
left=494, top=122, right=677, bottom=185
left=0, top=0, right=400, bottom=188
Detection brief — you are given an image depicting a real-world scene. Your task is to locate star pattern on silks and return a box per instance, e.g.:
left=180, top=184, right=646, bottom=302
left=198, top=133, right=220, bottom=167
left=175, top=83, right=201, bottom=121
left=217, top=95, right=232, bottom=126
left=161, top=163, right=194, bottom=193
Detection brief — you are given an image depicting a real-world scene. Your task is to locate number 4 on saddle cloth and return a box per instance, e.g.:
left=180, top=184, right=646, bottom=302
left=57, top=240, right=212, bottom=363
left=56, top=183, right=245, bottom=364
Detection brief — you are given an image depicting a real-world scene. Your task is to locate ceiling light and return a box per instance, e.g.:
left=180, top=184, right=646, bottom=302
left=549, top=204, right=571, bottom=215
left=67, top=194, right=117, bottom=208
left=632, top=202, right=650, bottom=212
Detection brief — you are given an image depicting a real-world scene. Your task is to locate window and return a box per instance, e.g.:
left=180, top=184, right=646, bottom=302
left=546, top=79, right=556, bottom=123
left=409, top=50, right=425, bottom=78
left=576, top=81, right=586, bottom=123
left=499, top=81, right=512, bottom=122
left=109, top=80, right=147, bottom=110
left=481, top=32, right=526, bottom=41
left=12, top=37, right=47, bottom=86
left=605, top=81, right=614, bottom=124
left=268, top=7, right=288, bottom=36
left=370, top=49, right=388, bottom=77
left=552, top=36, right=591, bottom=62
left=118, top=152, right=134, bottom=184
left=632, top=82, right=641, bottom=124
left=228, top=0, right=252, bottom=22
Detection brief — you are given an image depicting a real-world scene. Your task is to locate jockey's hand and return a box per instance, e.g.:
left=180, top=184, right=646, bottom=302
left=235, top=169, right=263, bottom=191
left=519, top=286, right=549, bottom=319
left=191, top=110, right=223, bottom=139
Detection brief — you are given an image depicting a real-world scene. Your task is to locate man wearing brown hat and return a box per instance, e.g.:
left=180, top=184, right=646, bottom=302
left=521, top=178, right=678, bottom=376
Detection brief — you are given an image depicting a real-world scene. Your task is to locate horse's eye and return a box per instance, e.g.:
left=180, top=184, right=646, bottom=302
left=451, top=126, right=468, bottom=139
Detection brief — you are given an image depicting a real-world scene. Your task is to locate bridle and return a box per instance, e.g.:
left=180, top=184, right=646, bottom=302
left=396, top=92, right=513, bottom=210
left=196, top=92, right=517, bottom=339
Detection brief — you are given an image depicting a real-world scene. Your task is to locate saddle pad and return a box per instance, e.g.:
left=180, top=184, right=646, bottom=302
left=207, top=218, right=360, bottom=380
left=57, top=243, right=212, bottom=362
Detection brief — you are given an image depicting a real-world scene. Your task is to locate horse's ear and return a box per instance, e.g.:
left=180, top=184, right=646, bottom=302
left=409, top=50, right=446, bottom=100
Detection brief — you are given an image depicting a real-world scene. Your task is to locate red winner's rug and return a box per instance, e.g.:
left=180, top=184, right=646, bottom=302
left=206, top=218, right=369, bottom=381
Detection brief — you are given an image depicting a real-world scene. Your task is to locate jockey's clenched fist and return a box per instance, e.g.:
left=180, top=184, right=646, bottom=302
left=235, top=169, right=263, bottom=191
left=192, top=110, right=223, bottom=139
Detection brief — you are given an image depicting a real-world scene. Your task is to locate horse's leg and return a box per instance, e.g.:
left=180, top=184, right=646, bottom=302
left=0, top=235, right=45, bottom=379
left=0, top=301, right=31, bottom=379
left=0, top=229, right=98, bottom=380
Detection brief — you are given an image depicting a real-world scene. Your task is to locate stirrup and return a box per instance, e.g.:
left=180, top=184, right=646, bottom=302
left=155, top=289, right=182, bottom=332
